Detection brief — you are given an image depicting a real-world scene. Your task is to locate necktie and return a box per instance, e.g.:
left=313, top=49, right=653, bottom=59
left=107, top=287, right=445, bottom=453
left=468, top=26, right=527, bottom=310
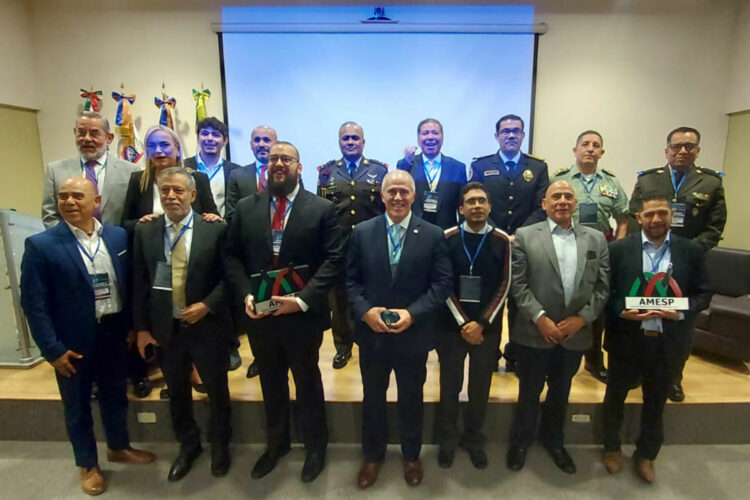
left=505, top=160, right=516, bottom=172
left=389, top=224, right=405, bottom=265
left=348, top=161, right=357, bottom=179
left=272, top=196, right=288, bottom=231
left=84, top=160, right=103, bottom=222
left=258, top=165, right=268, bottom=192
left=426, top=160, right=438, bottom=191
left=171, top=223, right=187, bottom=310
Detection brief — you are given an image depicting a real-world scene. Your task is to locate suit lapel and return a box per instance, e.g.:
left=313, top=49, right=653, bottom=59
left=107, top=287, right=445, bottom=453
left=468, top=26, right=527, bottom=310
left=573, top=226, right=588, bottom=289
left=256, top=191, right=273, bottom=258
left=101, top=225, right=126, bottom=297
left=678, top=167, right=701, bottom=199
left=279, top=188, right=307, bottom=261
left=142, top=172, right=156, bottom=214
left=539, top=223, right=562, bottom=280
left=373, top=215, right=393, bottom=282
left=393, top=215, right=420, bottom=282
left=99, top=156, right=114, bottom=211
left=58, top=224, right=94, bottom=290
left=186, top=215, right=203, bottom=281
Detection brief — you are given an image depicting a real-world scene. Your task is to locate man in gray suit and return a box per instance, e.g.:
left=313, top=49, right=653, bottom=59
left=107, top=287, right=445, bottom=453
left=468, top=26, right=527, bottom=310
left=42, top=111, right=139, bottom=228
left=506, top=180, right=609, bottom=474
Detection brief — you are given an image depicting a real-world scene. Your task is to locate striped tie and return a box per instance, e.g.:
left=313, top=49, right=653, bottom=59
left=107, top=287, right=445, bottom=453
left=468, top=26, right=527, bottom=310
left=84, top=161, right=102, bottom=222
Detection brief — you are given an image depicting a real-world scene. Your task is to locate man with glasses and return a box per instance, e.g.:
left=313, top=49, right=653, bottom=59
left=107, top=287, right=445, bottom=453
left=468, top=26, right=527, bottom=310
left=42, top=111, right=139, bottom=228
left=225, top=142, right=342, bottom=483
left=628, top=126, right=726, bottom=402
left=470, top=114, right=549, bottom=373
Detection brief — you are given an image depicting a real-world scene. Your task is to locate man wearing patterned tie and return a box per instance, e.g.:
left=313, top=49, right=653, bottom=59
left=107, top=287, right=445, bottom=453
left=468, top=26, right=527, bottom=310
left=317, top=122, right=388, bottom=369
left=42, top=111, right=139, bottom=228
left=225, top=125, right=278, bottom=221
left=183, top=117, right=242, bottom=219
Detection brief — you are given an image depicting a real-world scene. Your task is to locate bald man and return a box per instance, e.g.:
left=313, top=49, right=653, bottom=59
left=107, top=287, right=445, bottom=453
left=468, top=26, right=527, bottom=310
left=506, top=180, right=609, bottom=474
left=22, top=177, right=154, bottom=495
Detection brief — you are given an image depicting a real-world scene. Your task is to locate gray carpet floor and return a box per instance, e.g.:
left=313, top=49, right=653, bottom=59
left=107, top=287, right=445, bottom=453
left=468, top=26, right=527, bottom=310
left=1, top=441, right=749, bottom=499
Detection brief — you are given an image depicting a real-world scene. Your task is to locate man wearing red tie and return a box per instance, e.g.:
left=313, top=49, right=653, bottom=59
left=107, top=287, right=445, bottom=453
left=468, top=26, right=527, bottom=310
left=225, top=125, right=278, bottom=221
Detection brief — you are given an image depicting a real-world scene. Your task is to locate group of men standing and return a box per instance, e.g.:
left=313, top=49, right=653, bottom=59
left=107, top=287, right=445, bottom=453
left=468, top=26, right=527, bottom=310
left=21, top=110, right=725, bottom=495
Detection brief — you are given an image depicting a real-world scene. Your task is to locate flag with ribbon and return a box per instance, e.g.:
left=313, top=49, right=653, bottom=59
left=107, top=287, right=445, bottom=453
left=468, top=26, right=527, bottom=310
left=192, top=88, right=210, bottom=132
left=112, top=91, right=144, bottom=164
left=80, top=89, right=103, bottom=112
left=154, top=95, right=177, bottom=129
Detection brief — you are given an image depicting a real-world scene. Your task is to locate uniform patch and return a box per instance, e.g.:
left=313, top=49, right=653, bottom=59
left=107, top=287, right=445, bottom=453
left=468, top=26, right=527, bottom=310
left=600, top=185, right=618, bottom=198
left=484, top=169, right=500, bottom=176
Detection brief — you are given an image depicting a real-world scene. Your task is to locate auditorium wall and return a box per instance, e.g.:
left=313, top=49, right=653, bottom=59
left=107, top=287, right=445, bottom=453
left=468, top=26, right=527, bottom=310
left=2, top=0, right=748, bottom=245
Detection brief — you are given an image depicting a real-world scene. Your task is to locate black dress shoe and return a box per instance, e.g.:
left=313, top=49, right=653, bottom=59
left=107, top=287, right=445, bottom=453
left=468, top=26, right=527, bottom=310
left=246, top=361, right=260, bottom=379
left=437, top=448, right=454, bottom=468
left=668, top=383, right=685, bottom=402
left=467, top=448, right=488, bottom=470
left=505, top=359, right=517, bottom=373
left=168, top=444, right=203, bottom=482
left=160, top=388, right=170, bottom=400
left=228, top=349, right=241, bottom=371
left=584, top=363, right=608, bottom=383
left=332, top=350, right=352, bottom=370
left=133, top=378, right=153, bottom=398
left=545, top=446, right=576, bottom=474
left=506, top=446, right=527, bottom=471
left=211, top=446, right=231, bottom=477
left=301, top=451, right=325, bottom=483
left=193, top=383, right=207, bottom=394
left=251, top=445, right=291, bottom=479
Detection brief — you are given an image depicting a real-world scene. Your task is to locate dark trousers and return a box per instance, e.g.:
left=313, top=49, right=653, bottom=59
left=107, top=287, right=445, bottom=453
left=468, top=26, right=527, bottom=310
left=501, top=299, right=519, bottom=362
left=359, top=344, right=429, bottom=462
left=162, top=321, right=232, bottom=449
left=584, top=312, right=606, bottom=368
left=603, top=334, right=672, bottom=460
left=252, top=328, right=327, bottom=454
left=509, top=344, right=583, bottom=450
left=126, top=344, right=148, bottom=383
left=55, top=317, right=130, bottom=469
left=435, top=328, right=499, bottom=452
left=329, top=281, right=353, bottom=353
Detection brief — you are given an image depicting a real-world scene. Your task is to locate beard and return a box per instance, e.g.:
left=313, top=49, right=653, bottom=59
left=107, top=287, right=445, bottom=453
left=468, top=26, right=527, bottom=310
left=268, top=174, right=298, bottom=197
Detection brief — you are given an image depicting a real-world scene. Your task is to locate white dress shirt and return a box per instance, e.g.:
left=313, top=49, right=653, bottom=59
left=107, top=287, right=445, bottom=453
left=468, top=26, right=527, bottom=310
left=533, top=218, right=578, bottom=322
left=197, top=153, right=226, bottom=217
left=641, top=230, right=676, bottom=332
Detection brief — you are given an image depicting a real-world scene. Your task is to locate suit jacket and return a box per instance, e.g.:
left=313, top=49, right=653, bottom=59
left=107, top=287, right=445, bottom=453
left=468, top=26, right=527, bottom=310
left=396, top=154, right=467, bottom=230
left=604, top=233, right=712, bottom=368
left=121, top=169, right=218, bottom=236
left=470, top=152, right=549, bottom=234
left=42, top=155, right=139, bottom=228
left=225, top=162, right=260, bottom=222
left=346, top=213, right=453, bottom=353
left=132, top=214, right=230, bottom=346
left=20, top=222, right=130, bottom=361
left=510, top=220, right=610, bottom=351
left=223, top=187, right=343, bottom=336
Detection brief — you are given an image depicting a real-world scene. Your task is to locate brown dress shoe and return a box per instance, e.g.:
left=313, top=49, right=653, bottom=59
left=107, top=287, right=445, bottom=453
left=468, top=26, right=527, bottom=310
left=633, top=455, right=656, bottom=484
left=403, top=458, right=423, bottom=486
left=80, top=466, right=106, bottom=496
left=357, top=461, right=380, bottom=489
left=603, top=450, right=623, bottom=474
left=107, top=447, right=156, bottom=465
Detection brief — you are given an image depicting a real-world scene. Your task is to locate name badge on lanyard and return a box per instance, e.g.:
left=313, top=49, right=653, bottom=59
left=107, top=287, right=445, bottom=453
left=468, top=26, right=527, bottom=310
left=77, top=237, right=111, bottom=300
left=578, top=176, right=599, bottom=226
left=154, top=213, right=194, bottom=290
left=670, top=169, right=687, bottom=228
left=458, top=225, right=490, bottom=303
left=423, top=191, right=440, bottom=213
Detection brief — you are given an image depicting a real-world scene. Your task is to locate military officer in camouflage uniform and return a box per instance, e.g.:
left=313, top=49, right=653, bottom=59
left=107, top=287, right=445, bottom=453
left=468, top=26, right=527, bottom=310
left=470, top=114, right=549, bottom=372
left=553, top=130, right=629, bottom=383
left=628, top=126, right=726, bottom=402
left=317, top=122, right=388, bottom=369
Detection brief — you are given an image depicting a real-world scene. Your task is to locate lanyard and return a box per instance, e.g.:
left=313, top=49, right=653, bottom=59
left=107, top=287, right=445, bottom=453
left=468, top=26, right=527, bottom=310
left=670, top=168, right=687, bottom=195
left=423, top=160, right=440, bottom=191
left=578, top=175, right=599, bottom=199
left=271, top=197, right=295, bottom=230
left=164, top=212, right=194, bottom=256
left=460, top=225, right=491, bottom=275
left=386, top=216, right=404, bottom=256
left=199, top=162, right=222, bottom=181
left=645, top=241, right=670, bottom=273
left=76, top=237, right=102, bottom=267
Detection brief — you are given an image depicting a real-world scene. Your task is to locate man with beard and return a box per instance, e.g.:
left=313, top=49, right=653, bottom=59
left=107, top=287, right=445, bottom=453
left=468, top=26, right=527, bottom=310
left=317, top=122, right=388, bottom=369
left=42, top=111, right=139, bottom=228
left=225, top=141, right=342, bottom=483
left=602, top=192, right=711, bottom=483
left=397, top=118, right=467, bottom=230
left=226, top=125, right=278, bottom=221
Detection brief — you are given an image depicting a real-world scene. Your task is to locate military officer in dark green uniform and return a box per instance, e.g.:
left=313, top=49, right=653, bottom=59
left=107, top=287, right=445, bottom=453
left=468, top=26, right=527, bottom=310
left=628, top=126, right=727, bottom=402
left=470, top=114, right=550, bottom=373
left=317, top=122, right=388, bottom=369
left=553, top=130, right=629, bottom=383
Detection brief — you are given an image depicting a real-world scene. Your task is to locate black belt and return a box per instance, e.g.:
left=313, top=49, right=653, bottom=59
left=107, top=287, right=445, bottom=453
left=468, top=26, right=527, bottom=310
left=641, top=329, right=661, bottom=337
left=96, top=313, right=118, bottom=325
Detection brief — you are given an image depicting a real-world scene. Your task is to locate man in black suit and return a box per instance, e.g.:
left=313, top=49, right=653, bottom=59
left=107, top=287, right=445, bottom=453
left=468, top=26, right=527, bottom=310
left=133, top=167, right=232, bottom=481
left=602, top=192, right=711, bottom=483
left=347, top=170, right=452, bottom=488
left=183, top=117, right=242, bottom=219
left=224, top=141, right=342, bottom=483
left=225, top=125, right=278, bottom=221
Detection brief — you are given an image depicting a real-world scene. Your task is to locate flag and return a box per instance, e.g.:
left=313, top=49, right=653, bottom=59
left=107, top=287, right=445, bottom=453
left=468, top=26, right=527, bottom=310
left=112, top=91, right=144, bottom=165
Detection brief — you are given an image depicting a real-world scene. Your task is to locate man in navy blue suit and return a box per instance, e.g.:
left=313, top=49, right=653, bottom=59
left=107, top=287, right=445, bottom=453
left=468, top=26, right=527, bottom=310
left=21, top=177, right=155, bottom=496
left=347, top=170, right=452, bottom=489
left=397, top=118, right=467, bottom=229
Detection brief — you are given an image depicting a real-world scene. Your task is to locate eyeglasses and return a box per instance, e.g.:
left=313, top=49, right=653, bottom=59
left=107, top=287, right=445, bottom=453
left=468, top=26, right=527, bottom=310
left=498, top=127, right=523, bottom=137
left=268, top=155, right=299, bottom=165
left=667, top=143, right=698, bottom=153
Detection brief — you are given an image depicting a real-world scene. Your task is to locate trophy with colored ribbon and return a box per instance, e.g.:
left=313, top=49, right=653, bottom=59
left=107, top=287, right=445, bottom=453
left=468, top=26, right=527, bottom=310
left=249, top=265, right=311, bottom=314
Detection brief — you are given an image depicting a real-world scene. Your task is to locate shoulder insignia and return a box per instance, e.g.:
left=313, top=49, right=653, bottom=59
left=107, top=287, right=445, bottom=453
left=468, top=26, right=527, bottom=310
left=637, top=166, right=664, bottom=176
left=443, top=226, right=460, bottom=238
left=365, top=158, right=389, bottom=170
left=695, top=166, right=724, bottom=179
left=525, top=153, right=546, bottom=162
left=553, top=166, right=571, bottom=176
left=491, top=227, right=511, bottom=242
left=472, top=153, right=494, bottom=161
left=600, top=167, right=617, bottom=177
left=316, top=159, right=337, bottom=175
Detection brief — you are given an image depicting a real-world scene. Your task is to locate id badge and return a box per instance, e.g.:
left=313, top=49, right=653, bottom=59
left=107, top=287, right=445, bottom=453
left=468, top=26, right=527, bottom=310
left=579, top=202, right=598, bottom=226
left=91, top=273, right=111, bottom=300
left=459, top=275, right=481, bottom=303
left=272, top=229, right=284, bottom=254
left=153, top=261, right=172, bottom=291
left=423, top=191, right=440, bottom=213
left=671, top=203, right=687, bottom=228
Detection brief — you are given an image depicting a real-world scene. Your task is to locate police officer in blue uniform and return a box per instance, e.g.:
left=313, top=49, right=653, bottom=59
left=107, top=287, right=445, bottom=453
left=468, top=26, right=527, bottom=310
left=317, top=122, right=388, bottom=369
left=470, top=114, right=549, bottom=372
